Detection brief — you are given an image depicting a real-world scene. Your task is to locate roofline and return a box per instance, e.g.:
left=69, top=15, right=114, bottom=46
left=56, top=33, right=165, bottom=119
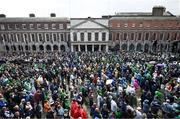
left=109, top=16, right=180, bottom=20
left=70, top=17, right=109, bottom=20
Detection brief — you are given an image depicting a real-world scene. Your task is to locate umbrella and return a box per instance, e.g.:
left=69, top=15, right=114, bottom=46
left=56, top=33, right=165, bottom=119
left=149, top=61, right=156, bottom=64
left=156, top=63, right=164, bottom=67
left=106, top=79, right=113, bottom=85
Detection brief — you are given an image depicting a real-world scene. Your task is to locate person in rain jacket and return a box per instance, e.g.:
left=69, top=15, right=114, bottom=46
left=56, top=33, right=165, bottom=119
left=43, top=100, right=51, bottom=113
left=142, top=99, right=150, bottom=114
left=70, top=98, right=78, bottom=118
left=79, top=105, right=88, bottom=119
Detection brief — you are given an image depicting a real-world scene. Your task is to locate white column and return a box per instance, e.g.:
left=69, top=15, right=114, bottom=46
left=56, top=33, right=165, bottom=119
left=71, top=45, right=73, bottom=52
left=106, top=45, right=108, bottom=52
left=85, top=45, right=87, bottom=52
left=99, top=45, right=101, bottom=51
left=92, top=45, right=94, bottom=52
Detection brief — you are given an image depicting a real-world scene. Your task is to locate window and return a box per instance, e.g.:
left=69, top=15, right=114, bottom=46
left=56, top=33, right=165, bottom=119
left=52, top=24, right=56, bottom=29
left=8, top=24, right=12, bottom=30
left=145, top=33, right=149, bottom=40
left=73, top=33, right=77, bottom=41
left=102, top=32, right=106, bottom=41
left=59, top=24, right=63, bottom=29
left=67, top=24, right=70, bottom=29
left=124, top=23, right=128, bottom=27
left=88, top=33, right=91, bottom=41
left=30, top=24, right=34, bottom=29
left=139, top=22, right=143, bottom=27
left=117, top=23, right=120, bottom=27
left=131, top=33, right=134, bottom=40
left=38, top=34, right=43, bottom=42
left=132, top=23, right=135, bottom=27
left=8, top=34, right=14, bottom=42
left=0, top=24, right=5, bottom=30
left=23, top=34, right=28, bottom=43
left=95, top=32, right=99, bottom=41
left=22, top=24, right=27, bottom=29
left=50, top=34, right=53, bottom=42
left=37, top=24, right=41, bottom=29
left=45, top=34, right=50, bottom=42
left=57, top=33, right=60, bottom=42
left=44, top=24, right=48, bottom=29
left=160, top=33, right=163, bottom=40
left=138, top=33, right=142, bottom=40
left=53, top=34, right=57, bottom=42
left=80, top=33, right=84, bottom=41
left=21, top=34, right=24, bottom=43
left=124, top=33, right=127, bottom=40
left=15, top=24, right=20, bottom=29
left=60, top=34, right=64, bottom=41
left=31, top=34, right=36, bottom=42
left=109, top=33, right=112, bottom=41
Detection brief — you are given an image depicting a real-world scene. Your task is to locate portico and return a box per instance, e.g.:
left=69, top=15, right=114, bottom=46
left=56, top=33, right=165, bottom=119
left=71, top=42, right=108, bottom=52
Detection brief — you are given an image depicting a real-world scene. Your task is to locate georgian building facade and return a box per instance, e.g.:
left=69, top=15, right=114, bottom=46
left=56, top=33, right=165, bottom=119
left=108, top=6, right=180, bottom=53
left=70, top=17, right=109, bottom=52
left=0, top=6, right=180, bottom=54
left=0, top=14, right=70, bottom=54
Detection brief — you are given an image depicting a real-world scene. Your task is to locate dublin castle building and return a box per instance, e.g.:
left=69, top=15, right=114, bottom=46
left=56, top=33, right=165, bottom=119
left=108, top=6, right=180, bottom=53
left=70, top=17, right=109, bottom=52
left=0, top=6, right=180, bottom=54
left=0, top=13, right=70, bottom=54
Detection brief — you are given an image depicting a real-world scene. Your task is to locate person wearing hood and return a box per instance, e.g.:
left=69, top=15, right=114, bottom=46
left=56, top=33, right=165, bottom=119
left=93, top=108, right=102, bottom=119
left=110, top=97, right=117, bottom=112
left=162, top=99, right=174, bottom=118
left=134, top=107, right=143, bottom=119
left=70, top=98, right=78, bottom=118
left=150, top=97, right=161, bottom=115
left=142, top=99, right=150, bottom=114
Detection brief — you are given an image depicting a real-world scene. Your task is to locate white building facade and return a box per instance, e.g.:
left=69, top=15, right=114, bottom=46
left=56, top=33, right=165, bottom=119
left=70, top=18, right=109, bottom=52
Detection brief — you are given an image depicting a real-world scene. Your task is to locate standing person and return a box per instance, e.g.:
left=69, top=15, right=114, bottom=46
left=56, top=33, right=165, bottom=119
left=111, top=97, right=117, bottom=112
left=70, top=98, right=78, bottom=118
left=43, top=100, right=52, bottom=117
left=134, top=107, right=143, bottom=119
left=56, top=104, right=64, bottom=119
left=142, top=99, right=150, bottom=114
left=97, top=93, right=103, bottom=109
left=93, top=108, right=102, bottom=119
left=34, top=102, right=42, bottom=118
left=101, top=103, right=109, bottom=118
left=79, top=106, right=87, bottom=119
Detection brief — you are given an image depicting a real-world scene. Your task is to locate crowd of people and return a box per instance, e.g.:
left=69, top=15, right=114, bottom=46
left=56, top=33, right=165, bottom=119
left=0, top=51, right=179, bottom=119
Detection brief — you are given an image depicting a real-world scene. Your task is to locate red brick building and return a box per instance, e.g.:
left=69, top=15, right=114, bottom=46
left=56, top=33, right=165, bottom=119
left=108, top=6, right=180, bottom=53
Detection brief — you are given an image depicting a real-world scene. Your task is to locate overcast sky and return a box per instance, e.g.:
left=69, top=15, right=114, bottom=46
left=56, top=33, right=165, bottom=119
left=0, top=0, right=180, bottom=18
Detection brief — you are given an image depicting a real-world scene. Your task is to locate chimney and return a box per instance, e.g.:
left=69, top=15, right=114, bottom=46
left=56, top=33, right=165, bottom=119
left=0, top=14, right=6, bottom=18
left=29, top=13, right=35, bottom=17
left=152, top=6, right=166, bottom=16
left=50, top=13, right=56, bottom=17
